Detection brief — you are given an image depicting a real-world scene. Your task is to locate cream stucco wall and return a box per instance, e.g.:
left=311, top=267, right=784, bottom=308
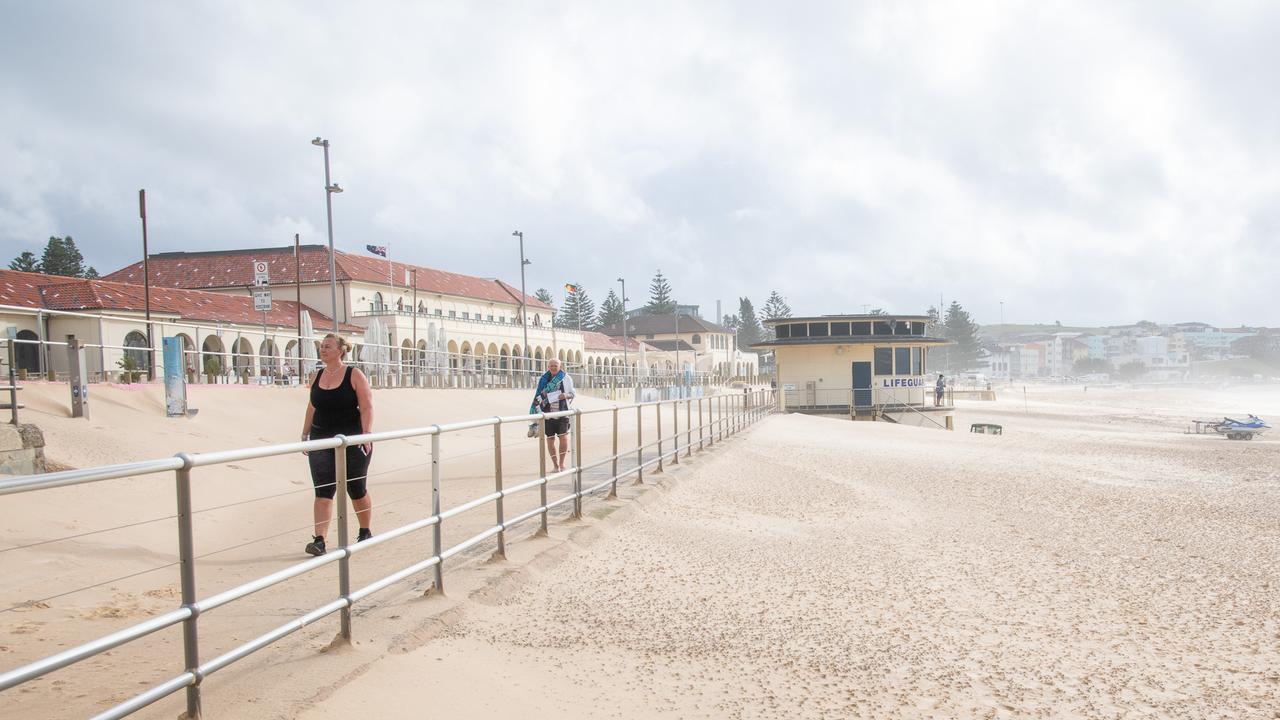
left=775, top=342, right=933, bottom=411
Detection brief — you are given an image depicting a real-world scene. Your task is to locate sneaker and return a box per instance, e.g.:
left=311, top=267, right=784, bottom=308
left=304, top=535, right=326, bottom=556
left=357, top=528, right=373, bottom=542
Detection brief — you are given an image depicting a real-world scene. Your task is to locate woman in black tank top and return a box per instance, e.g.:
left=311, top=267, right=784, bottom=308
left=300, top=334, right=375, bottom=556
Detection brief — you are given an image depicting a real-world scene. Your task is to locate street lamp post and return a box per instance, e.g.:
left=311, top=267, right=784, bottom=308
left=312, top=137, right=343, bottom=333
left=617, top=277, right=628, bottom=383
left=411, top=268, right=419, bottom=387
left=514, top=231, right=530, bottom=382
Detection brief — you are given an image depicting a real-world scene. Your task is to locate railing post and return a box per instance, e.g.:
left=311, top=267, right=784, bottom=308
left=174, top=454, right=202, bottom=719
left=609, top=405, right=619, bottom=499
left=430, top=430, right=443, bottom=593
left=572, top=409, right=583, bottom=519
left=6, top=338, right=18, bottom=426
left=493, top=420, right=506, bottom=559
left=537, top=414, right=548, bottom=535
left=656, top=401, right=664, bottom=473
left=334, top=435, right=352, bottom=641
left=698, top=397, right=704, bottom=450
left=685, top=398, right=693, bottom=458
left=635, top=404, right=643, bottom=485
left=671, top=399, right=679, bottom=465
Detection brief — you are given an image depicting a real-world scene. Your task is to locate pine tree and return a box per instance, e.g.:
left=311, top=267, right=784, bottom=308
left=533, top=288, right=556, bottom=326
left=943, top=301, right=982, bottom=372
left=760, top=290, right=791, bottom=341
left=558, top=285, right=597, bottom=331
left=39, top=236, right=87, bottom=277
left=9, top=251, right=38, bottom=272
left=736, top=297, right=762, bottom=351
left=644, top=270, right=676, bottom=314
left=85, top=267, right=99, bottom=279
left=761, top=291, right=791, bottom=320
left=597, top=289, right=624, bottom=329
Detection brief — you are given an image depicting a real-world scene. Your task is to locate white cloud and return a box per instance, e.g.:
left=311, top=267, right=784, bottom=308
left=0, top=1, right=1276, bottom=325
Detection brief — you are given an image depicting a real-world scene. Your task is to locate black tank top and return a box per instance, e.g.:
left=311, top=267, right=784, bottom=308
left=310, top=366, right=362, bottom=437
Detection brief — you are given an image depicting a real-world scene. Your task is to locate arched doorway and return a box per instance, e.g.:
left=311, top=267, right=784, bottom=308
left=202, top=336, right=225, bottom=376
left=259, top=339, right=278, bottom=376
left=14, top=329, right=39, bottom=374
left=232, top=338, right=253, bottom=377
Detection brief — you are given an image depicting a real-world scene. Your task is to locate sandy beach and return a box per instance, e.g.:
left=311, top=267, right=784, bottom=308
left=3, top=382, right=1279, bottom=718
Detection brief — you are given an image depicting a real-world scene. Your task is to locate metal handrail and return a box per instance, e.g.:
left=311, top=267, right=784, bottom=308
left=872, top=385, right=949, bottom=430
left=0, top=390, right=773, bottom=718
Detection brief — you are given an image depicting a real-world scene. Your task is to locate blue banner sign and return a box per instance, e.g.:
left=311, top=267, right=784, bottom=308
left=163, top=337, right=187, bottom=418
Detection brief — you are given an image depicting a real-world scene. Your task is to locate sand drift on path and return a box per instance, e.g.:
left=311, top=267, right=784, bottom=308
left=308, top=399, right=1280, bottom=719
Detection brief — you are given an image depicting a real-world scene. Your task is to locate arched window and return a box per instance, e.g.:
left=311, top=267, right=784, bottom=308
left=124, top=331, right=150, bottom=372
left=692, top=334, right=702, bottom=346
left=372, top=292, right=384, bottom=312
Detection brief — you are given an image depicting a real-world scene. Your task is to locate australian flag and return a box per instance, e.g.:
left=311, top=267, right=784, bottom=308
left=366, top=245, right=387, bottom=257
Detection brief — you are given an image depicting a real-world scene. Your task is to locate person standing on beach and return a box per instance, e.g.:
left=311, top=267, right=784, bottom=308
left=531, top=358, right=575, bottom=471
left=935, top=373, right=946, bottom=407
left=300, top=334, right=374, bottom=556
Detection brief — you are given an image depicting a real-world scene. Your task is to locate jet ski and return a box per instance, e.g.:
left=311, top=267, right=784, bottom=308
left=1212, top=415, right=1270, bottom=440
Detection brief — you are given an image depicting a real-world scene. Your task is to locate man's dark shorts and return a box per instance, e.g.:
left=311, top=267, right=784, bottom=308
left=543, top=417, right=571, bottom=437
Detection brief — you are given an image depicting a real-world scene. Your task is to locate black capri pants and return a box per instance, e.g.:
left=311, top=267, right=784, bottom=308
left=308, top=441, right=371, bottom=500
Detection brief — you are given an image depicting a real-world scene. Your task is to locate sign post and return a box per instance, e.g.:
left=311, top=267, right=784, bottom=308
left=253, top=290, right=272, bottom=382
left=67, top=335, right=88, bottom=419
left=253, top=260, right=272, bottom=382
left=162, top=336, right=187, bottom=417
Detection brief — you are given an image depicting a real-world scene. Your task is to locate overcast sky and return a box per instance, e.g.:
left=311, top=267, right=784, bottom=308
left=2, top=1, right=1277, bottom=327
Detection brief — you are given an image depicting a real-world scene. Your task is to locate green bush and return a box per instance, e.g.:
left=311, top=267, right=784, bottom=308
left=203, top=356, right=223, bottom=378
left=116, top=354, right=142, bottom=383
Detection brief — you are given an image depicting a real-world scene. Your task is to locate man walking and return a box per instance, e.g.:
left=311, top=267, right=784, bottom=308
left=935, top=373, right=946, bottom=407
left=531, top=358, right=576, bottom=471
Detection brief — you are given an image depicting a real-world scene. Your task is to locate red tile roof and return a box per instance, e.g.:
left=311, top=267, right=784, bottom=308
left=103, top=245, right=552, bottom=310
left=0, top=270, right=48, bottom=308
left=0, top=270, right=357, bottom=332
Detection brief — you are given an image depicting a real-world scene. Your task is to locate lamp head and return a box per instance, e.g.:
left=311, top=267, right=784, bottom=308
left=327, top=184, right=343, bottom=194
left=512, top=230, right=522, bottom=238
left=522, top=258, right=531, bottom=266
left=311, top=137, right=326, bottom=147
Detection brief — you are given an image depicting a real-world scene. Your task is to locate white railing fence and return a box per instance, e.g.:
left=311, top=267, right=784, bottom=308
left=0, top=390, right=772, bottom=719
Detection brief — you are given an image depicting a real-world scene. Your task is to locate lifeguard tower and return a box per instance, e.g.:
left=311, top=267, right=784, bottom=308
left=754, top=314, right=955, bottom=428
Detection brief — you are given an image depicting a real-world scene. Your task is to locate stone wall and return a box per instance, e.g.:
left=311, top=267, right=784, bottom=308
left=0, top=423, right=46, bottom=476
